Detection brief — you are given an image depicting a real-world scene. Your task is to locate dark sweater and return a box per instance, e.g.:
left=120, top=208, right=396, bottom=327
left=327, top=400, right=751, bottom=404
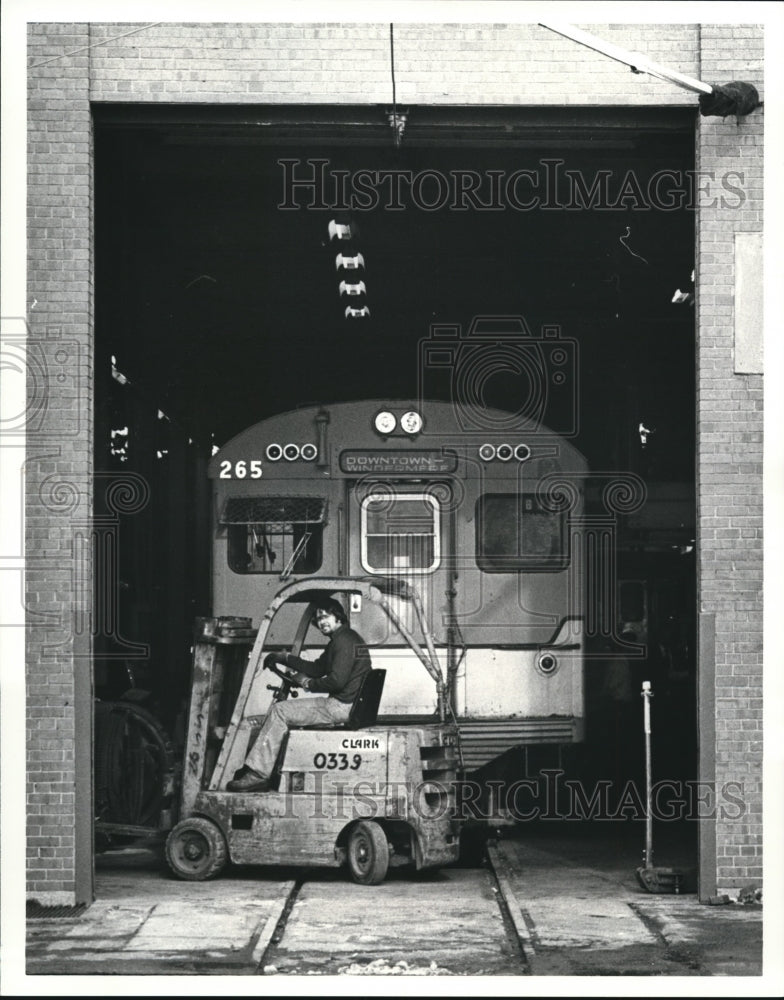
left=286, top=625, right=371, bottom=703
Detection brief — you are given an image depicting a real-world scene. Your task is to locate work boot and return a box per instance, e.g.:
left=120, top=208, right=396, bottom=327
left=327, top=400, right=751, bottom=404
left=227, top=768, right=271, bottom=792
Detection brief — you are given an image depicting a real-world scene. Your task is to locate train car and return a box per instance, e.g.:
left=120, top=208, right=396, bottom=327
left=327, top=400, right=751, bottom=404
left=209, top=398, right=587, bottom=774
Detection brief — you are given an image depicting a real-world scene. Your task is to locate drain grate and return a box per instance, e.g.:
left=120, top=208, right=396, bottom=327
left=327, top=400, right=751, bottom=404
left=27, top=902, right=87, bottom=920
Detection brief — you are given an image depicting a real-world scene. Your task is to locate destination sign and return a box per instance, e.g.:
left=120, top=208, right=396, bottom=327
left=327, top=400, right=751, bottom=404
left=339, top=450, right=458, bottom=475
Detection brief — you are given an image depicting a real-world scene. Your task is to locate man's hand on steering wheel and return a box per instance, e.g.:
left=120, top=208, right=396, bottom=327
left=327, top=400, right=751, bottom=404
left=263, top=653, right=312, bottom=690
left=263, top=651, right=288, bottom=671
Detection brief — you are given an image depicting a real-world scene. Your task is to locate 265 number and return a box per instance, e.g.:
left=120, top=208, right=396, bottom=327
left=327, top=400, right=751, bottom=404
left=219, top=459, right=262, bottom=479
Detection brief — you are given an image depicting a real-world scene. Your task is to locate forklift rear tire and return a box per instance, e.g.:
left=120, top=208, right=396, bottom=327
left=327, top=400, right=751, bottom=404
left=347, top=820, right=389, bottom=886
left=165, top=817, right=228, bottom=881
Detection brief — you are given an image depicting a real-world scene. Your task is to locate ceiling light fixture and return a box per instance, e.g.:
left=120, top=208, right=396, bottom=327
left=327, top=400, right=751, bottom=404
left=335, top=253, right=365, bottom=271
left=328, top=220, right=353, bottom=241
left=339, top=280, right=367, bottom=297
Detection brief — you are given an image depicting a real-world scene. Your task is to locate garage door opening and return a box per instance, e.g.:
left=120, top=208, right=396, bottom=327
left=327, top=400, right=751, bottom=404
left=92, top=104, right=697, bottom=875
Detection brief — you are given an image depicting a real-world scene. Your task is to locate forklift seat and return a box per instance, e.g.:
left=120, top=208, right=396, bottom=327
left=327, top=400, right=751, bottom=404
left=267, top=669, right=387, bottom=784
left=283, top=668, right=386, bottom=746
left=346, top=668, right=386, bottom=729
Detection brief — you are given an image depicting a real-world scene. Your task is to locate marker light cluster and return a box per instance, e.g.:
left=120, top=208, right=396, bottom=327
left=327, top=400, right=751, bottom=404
left=478, top=443, right=531, bottom=462
left=373, top=410, right=424, bottom=436
left=266, top=442, right=318, bottom=462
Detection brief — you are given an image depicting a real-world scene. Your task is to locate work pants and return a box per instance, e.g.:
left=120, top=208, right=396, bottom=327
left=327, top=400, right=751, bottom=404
left=244, top=696, right=352, bottom=778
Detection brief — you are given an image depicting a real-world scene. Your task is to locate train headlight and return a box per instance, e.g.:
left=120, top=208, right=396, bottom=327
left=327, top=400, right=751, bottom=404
left=496, top=443, right=513, bottom=462
left=515, top=443, right=531, bottom=462
left=400, top=410, right=423, bottom=435
left=478, top=443, right=496, bottom=461
left=374, top=411, right=396, bottom=435
left=300, top=443, right=318, bottom=461
left=536, top=652, right=559, bottom=676
left=283, top=443, right=300, bottom=461
left=266, top=443, right=283, bottom=462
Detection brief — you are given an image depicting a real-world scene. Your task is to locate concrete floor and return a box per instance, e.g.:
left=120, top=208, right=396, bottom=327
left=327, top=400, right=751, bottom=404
left=21, top=820, right=768, bottom=984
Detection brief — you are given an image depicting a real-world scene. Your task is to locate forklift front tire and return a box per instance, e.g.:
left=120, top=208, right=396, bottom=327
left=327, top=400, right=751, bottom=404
left=347, top=820, right=390, bottom=886
left=165, top=817, right=228, bottom=881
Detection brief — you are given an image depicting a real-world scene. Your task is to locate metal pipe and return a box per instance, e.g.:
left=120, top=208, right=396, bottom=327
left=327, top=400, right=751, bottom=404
left=539, top=21, right=713, bottom=96
left=642, top=680, right=653, bottom=868
left=375, top=591, right=440, bottom=681
left=315, top=406, right=330, bottom=468
left=374, top=591, right=446, bottom=718
left=446, top=509, right=458, bottom=713
left=409, top=584, right=447, bottom=722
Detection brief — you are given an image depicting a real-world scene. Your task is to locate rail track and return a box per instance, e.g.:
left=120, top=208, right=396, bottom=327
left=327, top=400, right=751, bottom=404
left=257, top=860, right=529, bottom=976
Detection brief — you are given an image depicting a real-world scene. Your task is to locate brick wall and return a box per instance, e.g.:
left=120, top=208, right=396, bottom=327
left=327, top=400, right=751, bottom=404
left=85, top=21, right=698, bottom=106
left=25, top=19, right=764, bottom=900
left=696, top=25, right=764, bottom=893
left=27, top=22, right=94, bottom=904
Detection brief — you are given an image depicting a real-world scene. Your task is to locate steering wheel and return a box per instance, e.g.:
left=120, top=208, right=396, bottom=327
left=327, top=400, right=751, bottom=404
left=263, top=657, right=300, bottom=702
left=265, top=659, right=297, bottom=685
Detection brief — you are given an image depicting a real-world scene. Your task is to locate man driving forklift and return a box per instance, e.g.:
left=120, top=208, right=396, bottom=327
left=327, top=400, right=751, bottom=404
left=227, top=597, right=371, bottom=792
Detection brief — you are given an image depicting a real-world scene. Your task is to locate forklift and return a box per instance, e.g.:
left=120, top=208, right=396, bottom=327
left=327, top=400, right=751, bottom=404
left=165, top=576, right=463, bottom=885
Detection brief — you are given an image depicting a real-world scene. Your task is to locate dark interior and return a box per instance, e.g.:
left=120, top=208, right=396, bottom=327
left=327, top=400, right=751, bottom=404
left=93, top=105, right=696, bottom=790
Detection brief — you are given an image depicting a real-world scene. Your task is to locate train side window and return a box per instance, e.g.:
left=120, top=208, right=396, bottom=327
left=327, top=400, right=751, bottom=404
left=221, top=496, right=326, bottom=575
left=360, top=493, right=440, bottom=574
left=476, top=493, right=569, bottom=572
